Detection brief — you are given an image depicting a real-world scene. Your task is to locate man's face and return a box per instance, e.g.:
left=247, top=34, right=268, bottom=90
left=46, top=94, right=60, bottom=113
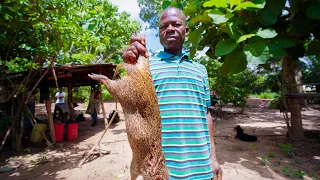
left=159, top=9, right=189, bottom=51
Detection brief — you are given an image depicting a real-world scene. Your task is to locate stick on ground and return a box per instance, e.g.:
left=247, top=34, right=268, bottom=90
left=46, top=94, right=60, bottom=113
left=78, top=111, right=118, bottom=167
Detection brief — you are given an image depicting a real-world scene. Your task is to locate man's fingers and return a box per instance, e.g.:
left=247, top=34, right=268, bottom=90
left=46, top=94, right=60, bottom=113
left=122, top=50, right=137, bottom=64
left=131, top=41, right=148, bottom=58
left=127, top=46, right=139, bottom=57
left=130, top=34, right=147, bottom=46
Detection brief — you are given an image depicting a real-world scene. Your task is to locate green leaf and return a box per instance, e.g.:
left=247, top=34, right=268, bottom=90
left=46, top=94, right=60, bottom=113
left=203, top=0, right=228, bottom=8
left=221, top=48, right=247, bottom=74
left=257, top=10, right=278, bottom=25
left=237, top=34, right=257, bottom=43
left=190, top=46, right=197, bottom=59
left=234, top=1, right=263, bottom=11
left=254, top=28, right=278, bottom=39
left=252, top=0, right=266, bottom=8
left=188, top=27, right=204, bottom=46
left=257, top=0, right=285, bottom=25
left=215, top=39, right=238, bottom=56
left=306, top=40, right=320, bottom=55
left=306, top=2, right=320, bottom=20
left=190, top=15, right=212, bottom=24
left=229, top=0, right=241, bottom=9
left=184, top=3, right=197, bottom=14
left=271, top=36, right=296, bottom=48
left=208, top=9, right=233, bottom=24
left=268, top=43, right=287, bottom=57
left=162, top=0, right=172, bottom=10
left=205, top=48, right=216, bottom=59
left=244, top=41, right=269, bottom=64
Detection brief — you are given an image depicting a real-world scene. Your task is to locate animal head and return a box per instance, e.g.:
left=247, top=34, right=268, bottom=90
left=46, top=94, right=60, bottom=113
left=234, top=125, right=244, bottom=133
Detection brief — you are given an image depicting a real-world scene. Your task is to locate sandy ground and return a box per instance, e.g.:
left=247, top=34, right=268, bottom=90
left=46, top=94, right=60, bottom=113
left=0, top=99, right=319, bottom=180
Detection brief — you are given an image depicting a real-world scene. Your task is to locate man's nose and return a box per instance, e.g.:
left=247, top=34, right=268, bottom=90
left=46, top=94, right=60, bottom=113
left=166, top=24, right=175, bottom=32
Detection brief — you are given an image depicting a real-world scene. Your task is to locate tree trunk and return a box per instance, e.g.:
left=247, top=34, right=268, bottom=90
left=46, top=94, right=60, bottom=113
left=282, top=56, right=305, bottom=141
left=293, top=63, right=308, bottom=108
left=45, top=99, right=56, bottom=143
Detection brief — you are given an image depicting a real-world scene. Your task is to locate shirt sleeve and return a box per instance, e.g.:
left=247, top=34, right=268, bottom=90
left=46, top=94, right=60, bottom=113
left=204, top=68, right=211, bottom=108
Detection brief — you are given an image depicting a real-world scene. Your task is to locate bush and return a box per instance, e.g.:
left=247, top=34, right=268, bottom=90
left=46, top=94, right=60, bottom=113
left=102, top=89, right=114, bottom=100
left=251, top=92, right=279, bottom=99
left=197, top=57, right=257, bottom=108
left=268, top=94, right=285, bottom=109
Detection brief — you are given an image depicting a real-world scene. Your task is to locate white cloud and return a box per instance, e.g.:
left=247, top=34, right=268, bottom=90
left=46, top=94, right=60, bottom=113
left=108, top=0, right=141, bottom=22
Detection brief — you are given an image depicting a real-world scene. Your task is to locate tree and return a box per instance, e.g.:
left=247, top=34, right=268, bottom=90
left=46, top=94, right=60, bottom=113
left=0, top=0, right=140, bottom=150
left=137, top=0, right=320, bottom=141
left=0, top=0, right=141, bottom=73
left=196, top=57, right=258, bottom=111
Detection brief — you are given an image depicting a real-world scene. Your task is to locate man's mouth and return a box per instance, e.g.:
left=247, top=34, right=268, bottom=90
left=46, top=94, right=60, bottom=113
left=167, top=37, right=177, bottom=41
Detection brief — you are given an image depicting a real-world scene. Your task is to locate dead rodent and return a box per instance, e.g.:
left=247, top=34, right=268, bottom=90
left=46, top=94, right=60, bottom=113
left=88, top=55, right=169, bottom=180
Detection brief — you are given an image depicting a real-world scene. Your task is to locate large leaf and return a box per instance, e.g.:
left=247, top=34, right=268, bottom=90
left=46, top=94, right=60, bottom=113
left=254, top=28, right=278, bottom=38
left=229, top=0, right=241, bottom=9
left=257, top=9, right=277, bottom=25
left=244, top=41, right=269, bottom=64
left=188, top=27, right=205, bottom=46
left=208, top=9, right=233, bottom=24
left=221, top=48, right=247, bottom=74
left=268, top=43, right=287, bottom=57
left=234, top=1, right=263, bottom=11
left=252, top=0, right=266, bottom=8
left=203, top=0, right=228, bottom=8
left=306, top=2, right=320, bottom=20
left=271, top=36, right=296, bottom=48
left=215, top=39, right=238, bottom=56
left=306, top=40, right=320, bottom=55
left=190, top=15, right=212, bottom=24
left=257, top=0, right=285, bottom=25
left=236, top=34, right=256, bottom=43
left=190, top=46, right=197, bottom=59
left=162, top=0, right=171, bottom=10
left=184, top=2, right=197, bottom=14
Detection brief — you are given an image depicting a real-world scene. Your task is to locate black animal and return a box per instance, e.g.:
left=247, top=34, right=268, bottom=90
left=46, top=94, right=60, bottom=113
left=234, top=125, right=258, bottom=142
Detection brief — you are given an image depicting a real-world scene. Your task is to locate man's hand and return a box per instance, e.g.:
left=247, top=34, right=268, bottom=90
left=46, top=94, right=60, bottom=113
left=122, top=33, right=149, bottom=64
left=211, top=159, right=222, bottom=180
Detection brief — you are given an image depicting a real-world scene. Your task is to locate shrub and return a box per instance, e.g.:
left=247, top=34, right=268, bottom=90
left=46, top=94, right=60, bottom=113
left=197, top=57, right=257, bottom=108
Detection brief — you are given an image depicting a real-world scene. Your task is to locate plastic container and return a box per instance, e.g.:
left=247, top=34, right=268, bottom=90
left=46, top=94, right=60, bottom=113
left=54, top=123, right=64, bottom=142
left=30, top=124, right=47, bottom=142
left=67, top=123, right=78, bottom=141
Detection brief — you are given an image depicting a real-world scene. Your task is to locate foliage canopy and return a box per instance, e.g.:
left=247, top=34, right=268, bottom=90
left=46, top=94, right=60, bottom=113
left=0, top=0, right=141, bottom=73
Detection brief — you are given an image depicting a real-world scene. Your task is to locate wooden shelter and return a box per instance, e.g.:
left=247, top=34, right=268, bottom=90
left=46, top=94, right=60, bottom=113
left=0, top=63, right=117, bottom=146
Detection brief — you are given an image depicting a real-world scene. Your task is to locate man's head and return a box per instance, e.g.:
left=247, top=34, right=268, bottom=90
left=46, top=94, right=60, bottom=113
left=159, top=7, right=189, bottom=54
left=59, top=87, right=63, bottom=93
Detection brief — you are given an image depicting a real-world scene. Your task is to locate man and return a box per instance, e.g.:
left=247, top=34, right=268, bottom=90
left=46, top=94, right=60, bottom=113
left=55, top=87, right=65, bottom=104
left=122, top=7, right=222, bottom=180
left=53, top=87, right=68, bottom=122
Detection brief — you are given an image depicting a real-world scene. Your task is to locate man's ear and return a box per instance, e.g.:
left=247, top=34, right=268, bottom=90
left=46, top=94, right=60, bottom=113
left=185, top=26, right=189, bottom=35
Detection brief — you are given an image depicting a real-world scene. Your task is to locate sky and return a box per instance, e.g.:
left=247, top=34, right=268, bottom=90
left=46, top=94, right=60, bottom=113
left=108, top=0, right=163, bottom=52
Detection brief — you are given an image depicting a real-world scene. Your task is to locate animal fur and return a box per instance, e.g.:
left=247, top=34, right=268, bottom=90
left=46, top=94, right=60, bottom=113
left=88, top=56, right=169, bottom=180
left=234, top=125, right=258, bottom=142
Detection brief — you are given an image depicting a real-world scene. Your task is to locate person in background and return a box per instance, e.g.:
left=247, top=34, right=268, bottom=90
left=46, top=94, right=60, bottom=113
left=55, top=87, right=65, bottom=104
left=86, top=87, right=101, bottom=126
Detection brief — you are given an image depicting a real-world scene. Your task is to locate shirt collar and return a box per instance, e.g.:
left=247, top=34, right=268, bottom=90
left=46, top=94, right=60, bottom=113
left=156, top=51, right=191, bottom=62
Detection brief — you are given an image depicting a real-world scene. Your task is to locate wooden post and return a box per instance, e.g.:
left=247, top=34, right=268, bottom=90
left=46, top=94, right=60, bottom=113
left=99, top=66, right=108, bottom=127
left=45, top=99, right=56, bottom=143
left=68, top=78, right=75, bottom=121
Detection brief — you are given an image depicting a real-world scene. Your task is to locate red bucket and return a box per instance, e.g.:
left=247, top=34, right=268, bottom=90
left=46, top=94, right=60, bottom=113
left=67, top=123, right=78, bottom=141
left=54, top=123, right=64, bottom=143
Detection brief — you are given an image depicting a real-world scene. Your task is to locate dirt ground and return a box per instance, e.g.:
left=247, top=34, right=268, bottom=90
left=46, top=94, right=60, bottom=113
left=0, top=99, right=319, bottom=180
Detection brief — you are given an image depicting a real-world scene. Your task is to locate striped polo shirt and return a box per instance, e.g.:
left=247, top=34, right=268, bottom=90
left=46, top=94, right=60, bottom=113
left=149, top=51, right=213, bottom=180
